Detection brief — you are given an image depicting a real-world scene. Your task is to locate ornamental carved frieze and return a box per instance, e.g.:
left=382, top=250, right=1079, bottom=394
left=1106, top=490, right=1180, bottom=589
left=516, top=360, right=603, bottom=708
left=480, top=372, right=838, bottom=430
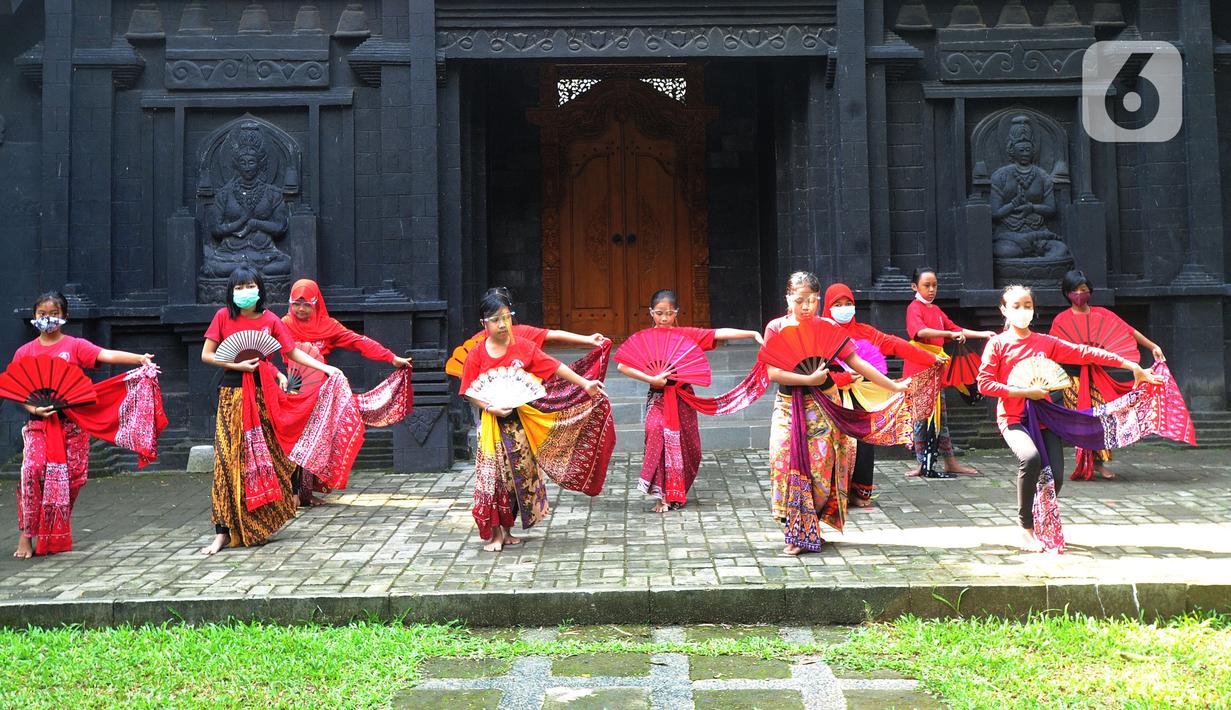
left=165, top=35, right=329, bottom=90
left=437, top=26, right=835, bottom=59
left=937, top=27, right=1095, bottom=83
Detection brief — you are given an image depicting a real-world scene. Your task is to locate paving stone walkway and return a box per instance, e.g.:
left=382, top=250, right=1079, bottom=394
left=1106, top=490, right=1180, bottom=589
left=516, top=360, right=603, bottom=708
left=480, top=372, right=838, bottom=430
left=0, top=445, right=1228, bottom=625
left=395, top=625, right=941, bottom=710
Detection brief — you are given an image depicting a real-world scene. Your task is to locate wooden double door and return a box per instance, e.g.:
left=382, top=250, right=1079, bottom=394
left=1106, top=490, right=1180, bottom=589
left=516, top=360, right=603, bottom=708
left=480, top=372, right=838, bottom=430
left=531, top=70, right=714, bottom=341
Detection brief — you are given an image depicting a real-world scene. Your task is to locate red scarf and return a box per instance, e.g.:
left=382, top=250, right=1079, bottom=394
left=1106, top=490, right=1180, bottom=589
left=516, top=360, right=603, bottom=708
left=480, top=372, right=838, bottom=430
left=282, top=279, right=350, bottom=343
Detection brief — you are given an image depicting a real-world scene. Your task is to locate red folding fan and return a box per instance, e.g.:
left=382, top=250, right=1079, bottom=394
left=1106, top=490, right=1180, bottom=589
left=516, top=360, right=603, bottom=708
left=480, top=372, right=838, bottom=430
left=1050, top=309, right=1139, bottom=363
left=214, top=331, right=282, bottom=364
left=0, top=356, right=97, bottom=412
left=758, top=319, right=852, bottom=374
left=285, top=343, right=324, bottom=395
left=614, top=328, right=712, bottom=387
left=942, top=342, right=983, bottom=388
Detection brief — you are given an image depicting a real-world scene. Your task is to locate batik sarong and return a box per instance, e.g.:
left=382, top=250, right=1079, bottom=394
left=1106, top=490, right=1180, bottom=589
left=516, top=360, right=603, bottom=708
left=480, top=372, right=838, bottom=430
left=19, top=364, right=168, bottom=555
left=639, top=363, right=770, bottom=505
left=1060, top=366, right=1132, bottom=480
left=471, top=344, right=616, bottom=540
left=768, top=387, right=856, bottom=551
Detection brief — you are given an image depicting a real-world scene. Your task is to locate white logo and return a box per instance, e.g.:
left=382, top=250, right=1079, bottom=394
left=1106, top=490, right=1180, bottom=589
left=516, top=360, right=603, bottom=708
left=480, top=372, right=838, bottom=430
left=1082, top=41, right=1182, bottom=143
left=58, top=352, right=70, bottom=361
left=510, top=359, right=525, bottom=369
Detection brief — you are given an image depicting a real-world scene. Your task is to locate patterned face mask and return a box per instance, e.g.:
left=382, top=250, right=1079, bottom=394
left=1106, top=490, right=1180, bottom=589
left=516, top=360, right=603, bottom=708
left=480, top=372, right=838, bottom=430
left=30, top=316, right=66, bottom=334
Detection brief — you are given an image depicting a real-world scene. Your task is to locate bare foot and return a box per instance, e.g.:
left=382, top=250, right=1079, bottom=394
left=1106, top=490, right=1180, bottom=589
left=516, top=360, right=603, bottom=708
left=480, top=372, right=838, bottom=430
left=200, top=533, right=230, bottom=556
left=783, top=543, right=817, bottom=556
left=12, top=536, right=33, bottom=559
left=1097, top=464, right=1117, bottom=480
left=1018, top=528, right=1044, bottom=553
left=299, top=493, right=327, bottom=508
left=850, top=494, right=874, bottom=509
left=650, top=500, right=669, bottom=513
left=944, top=458, right=980, bottom=475
left=904, top=466, right=922, bottom=478
left=503, top=533, right=523, bottom=546
left=483, top=528, right=505, bottom=552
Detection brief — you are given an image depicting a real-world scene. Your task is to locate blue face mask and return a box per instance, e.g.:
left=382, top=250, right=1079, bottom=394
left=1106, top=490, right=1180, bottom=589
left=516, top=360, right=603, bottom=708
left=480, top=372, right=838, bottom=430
left=232, top=287, right=260, bottom=309
left=30, top=316, right=66, bottom=334
left=830, top=305, right=856, bottom=324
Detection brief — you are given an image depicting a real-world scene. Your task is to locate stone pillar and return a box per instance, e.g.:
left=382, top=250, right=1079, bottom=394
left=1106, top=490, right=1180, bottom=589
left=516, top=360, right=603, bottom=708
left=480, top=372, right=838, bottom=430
left=834, top=0, right=873, bottom=288
left=39, top=0, right=73, bottom=288
left=1176, top=0, right=1225, bottom=285
left=407, top=0, right=440, bottom=301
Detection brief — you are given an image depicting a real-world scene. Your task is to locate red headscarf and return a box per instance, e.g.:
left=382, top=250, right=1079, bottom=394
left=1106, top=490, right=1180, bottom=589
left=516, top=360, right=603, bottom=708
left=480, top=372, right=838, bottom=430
left=283, top=279, right=349, bottom=342
left=822, top=283, right=856, bottom=322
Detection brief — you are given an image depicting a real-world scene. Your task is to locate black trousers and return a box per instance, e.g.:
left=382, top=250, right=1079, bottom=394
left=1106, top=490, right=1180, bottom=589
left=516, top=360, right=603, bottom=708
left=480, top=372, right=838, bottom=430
left=1001, top=424, right=1064, bottom=529
left=851, top=441, right=875, bottom=491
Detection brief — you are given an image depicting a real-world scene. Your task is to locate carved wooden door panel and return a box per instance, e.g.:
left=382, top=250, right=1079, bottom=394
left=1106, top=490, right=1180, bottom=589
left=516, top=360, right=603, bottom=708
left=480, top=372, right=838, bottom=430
left=531, top=67, right=716, bottom=342
left=561, top=118, right=626, bottom=337
left=621, top=119, right=689, bottom=338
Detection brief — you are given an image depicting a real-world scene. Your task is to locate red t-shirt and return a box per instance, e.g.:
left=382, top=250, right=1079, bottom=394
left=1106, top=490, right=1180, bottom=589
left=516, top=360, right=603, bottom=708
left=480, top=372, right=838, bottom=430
left=459, top=338, right=562, bottom=395
left=977, top=331, right=1126, bottom=431
left=204, top=308, right=297, bottom=356
left=904, top=299, right=963, bottom=377
left=470, top=324, right=550, bottom=349
left=13, top=335, right=103, bottom=369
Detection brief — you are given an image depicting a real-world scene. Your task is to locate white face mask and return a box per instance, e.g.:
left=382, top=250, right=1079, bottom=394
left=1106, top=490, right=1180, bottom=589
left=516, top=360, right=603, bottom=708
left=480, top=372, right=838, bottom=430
left=1004, top=308, right=1034, bottom=330
left=830, top=305, right=856, bottom=324
left=914, top=292, right=934, bottom=304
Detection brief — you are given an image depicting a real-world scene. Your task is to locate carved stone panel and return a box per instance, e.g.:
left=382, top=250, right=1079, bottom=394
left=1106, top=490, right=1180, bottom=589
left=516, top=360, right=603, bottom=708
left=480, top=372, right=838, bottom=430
left=937, top=28, right=1095, bottom=83
left=195, top=116, right=304, bottom=302
left=166, top=35, right=329, bottom=90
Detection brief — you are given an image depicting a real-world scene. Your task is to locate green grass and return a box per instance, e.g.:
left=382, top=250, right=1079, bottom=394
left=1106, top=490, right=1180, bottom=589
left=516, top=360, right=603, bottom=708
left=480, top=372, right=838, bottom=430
left=826, top=612, right=1231, bottom=709
left=0, top=621, right=813, bottom=709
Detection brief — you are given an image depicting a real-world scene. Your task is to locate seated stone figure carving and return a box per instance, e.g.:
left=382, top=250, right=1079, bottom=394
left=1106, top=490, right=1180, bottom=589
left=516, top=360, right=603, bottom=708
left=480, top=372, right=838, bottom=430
left=202, top=122, right=292, bottom=281
left=989, top=115, right=1071, bottom=261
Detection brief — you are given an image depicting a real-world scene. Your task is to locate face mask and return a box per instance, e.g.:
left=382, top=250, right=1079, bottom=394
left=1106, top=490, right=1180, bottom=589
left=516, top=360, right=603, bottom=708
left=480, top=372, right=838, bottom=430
left=914, top=292, right=934, bottom=304
left=1067, top=291, right=1091, bottom=308
left=1005, top=308, right=1034, bottom=330
left=232, top=288, right=260, bottom=309
left=30, top=316, right=66, bottom=334
left=830, top=305, right=856, bottom=324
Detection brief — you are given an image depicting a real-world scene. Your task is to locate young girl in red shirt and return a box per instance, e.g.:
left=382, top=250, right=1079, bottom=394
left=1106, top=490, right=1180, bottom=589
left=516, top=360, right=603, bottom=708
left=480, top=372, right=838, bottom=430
left=12, top=291, right=155, bottom=559
left=976, top=284, right=1159, bottom=551
left=904, top=268, right=996, bottom=477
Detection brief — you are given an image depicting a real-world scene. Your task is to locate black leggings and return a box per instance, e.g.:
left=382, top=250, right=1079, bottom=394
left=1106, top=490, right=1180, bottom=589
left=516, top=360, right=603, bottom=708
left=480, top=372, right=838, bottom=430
left=851, top=441, right=875, bottom=491
left=1001, top=424, right=1064, bottom=529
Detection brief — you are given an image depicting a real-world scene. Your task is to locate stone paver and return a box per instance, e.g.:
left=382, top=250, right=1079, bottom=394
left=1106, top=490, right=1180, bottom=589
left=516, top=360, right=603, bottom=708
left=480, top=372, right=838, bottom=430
left=0, top=447, right=1229, bottom=623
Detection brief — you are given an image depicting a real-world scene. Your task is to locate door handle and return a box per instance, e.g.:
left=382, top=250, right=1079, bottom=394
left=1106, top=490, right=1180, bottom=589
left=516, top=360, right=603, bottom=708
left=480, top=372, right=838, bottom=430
left=612, top=233, right=623, bottom=244
left=626, top=233, right=637, bottom=244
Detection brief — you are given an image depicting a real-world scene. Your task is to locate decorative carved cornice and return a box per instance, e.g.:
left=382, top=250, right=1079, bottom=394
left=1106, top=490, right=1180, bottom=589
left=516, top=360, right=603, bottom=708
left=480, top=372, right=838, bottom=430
left=437, top=25, right=836, bottom=59
left=345, top=36, right=414, bottom=87
left=15, top=37, right=147, bottom=89
left=937, top=26, right=1095, bottom=83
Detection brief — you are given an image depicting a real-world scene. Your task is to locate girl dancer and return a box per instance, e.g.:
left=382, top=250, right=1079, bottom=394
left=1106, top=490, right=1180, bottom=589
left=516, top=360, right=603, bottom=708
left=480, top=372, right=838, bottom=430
left=12, top=291, right=156, bottom=558
left=617, top=288, right=763, bottom=512
left=976, top=284, right=1159, bottom=551
left=461, top=291, right=611, bottom=552
left=904, top=268, right=996, bottom=477
left=764, top=272, right=906, bottom=555
left=821, top=283, right=940, bottom=508
left=1051, top=269, right=1165, bottom=480
left=282, top=278, right=411, bottom=505
left=200, top=268, right=340, bottom=555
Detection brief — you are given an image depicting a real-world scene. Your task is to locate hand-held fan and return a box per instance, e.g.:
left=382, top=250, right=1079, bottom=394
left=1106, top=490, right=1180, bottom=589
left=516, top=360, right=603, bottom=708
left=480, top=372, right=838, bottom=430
left=1050, top=310, right=1139, bottom=363
left=614, top=328, right=712, bottom=387
left=445, top=336, right=482, bottom=378
left=758, top=319, right=852, bottom=375
left=286, top=343, right=324, bottom=394
left=0, top=356, right=97, bottom=411
left=464, top=366, right=548, bottom=409
left=214, top=331, right=282, bottom=363
left=849, top=338, right=888, bottom=375
left=943, top=342, right=983, bottom=388
left=1008, top=356, right=1072, bottom=392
